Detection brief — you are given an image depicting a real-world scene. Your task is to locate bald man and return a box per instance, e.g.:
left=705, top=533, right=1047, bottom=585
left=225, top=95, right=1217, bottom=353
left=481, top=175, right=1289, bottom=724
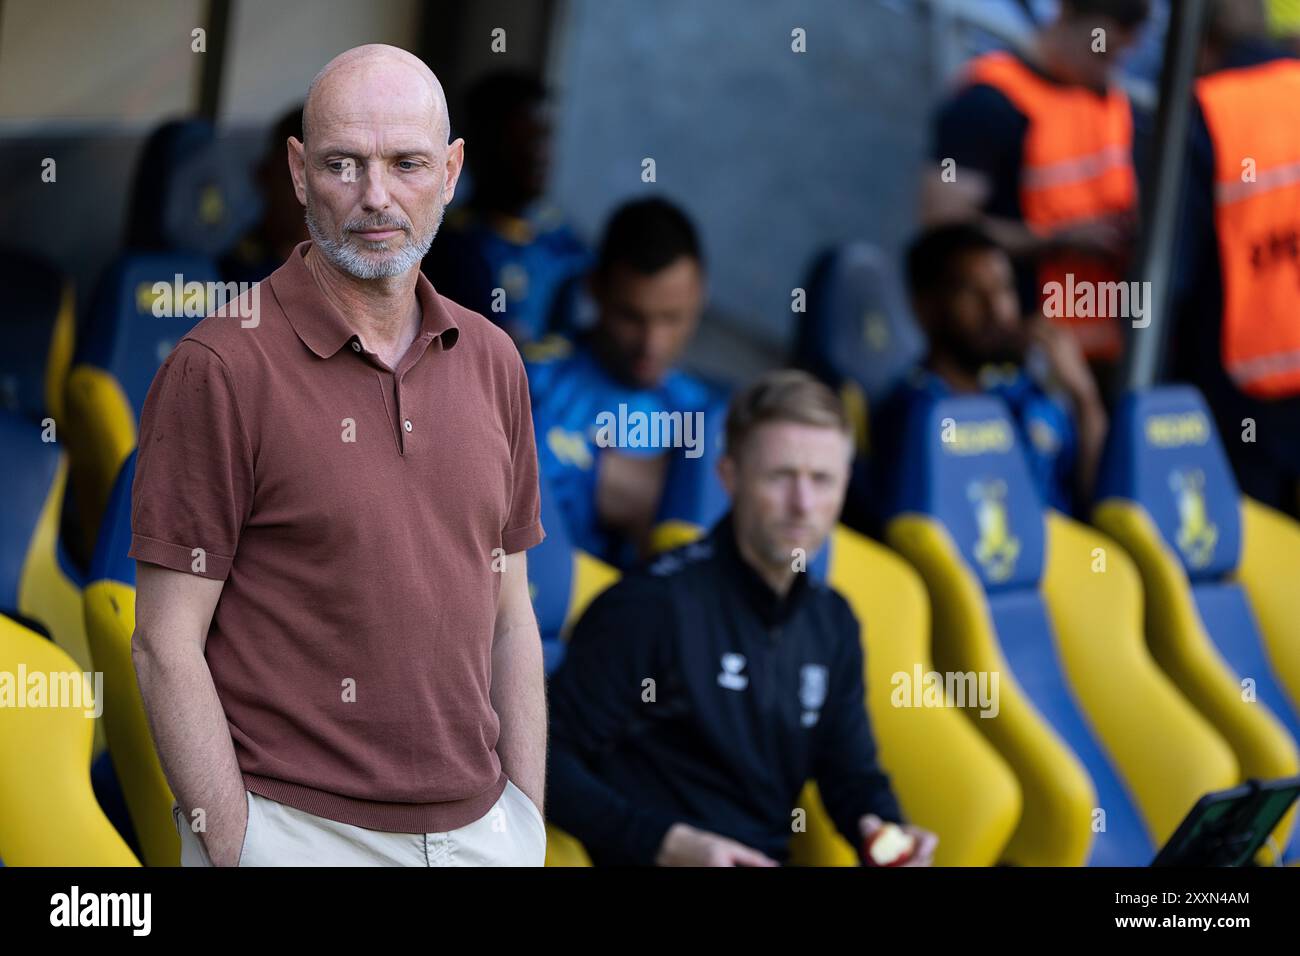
left=130, top=45, right=550, bottom=866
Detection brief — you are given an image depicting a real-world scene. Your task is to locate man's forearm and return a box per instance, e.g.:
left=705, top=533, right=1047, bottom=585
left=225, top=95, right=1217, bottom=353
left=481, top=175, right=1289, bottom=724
left=133, top=632, right=245, bottom=861
left=490, top=619, right=547, bottom=810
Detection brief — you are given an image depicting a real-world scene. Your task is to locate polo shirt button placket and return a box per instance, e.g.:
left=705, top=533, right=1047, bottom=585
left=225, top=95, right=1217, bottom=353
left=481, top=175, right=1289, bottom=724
left=403, top=419, right=413, bottom=433
left=351, top=340, right=362, bottom=353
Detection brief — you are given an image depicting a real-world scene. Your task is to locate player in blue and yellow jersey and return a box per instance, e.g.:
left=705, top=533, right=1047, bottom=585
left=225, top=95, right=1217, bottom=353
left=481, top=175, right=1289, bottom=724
left=526, top=198, right=726, bottom=568
left=868, top=224, right=1107, bottom=526
left=422, top=71, right=589, bottom=345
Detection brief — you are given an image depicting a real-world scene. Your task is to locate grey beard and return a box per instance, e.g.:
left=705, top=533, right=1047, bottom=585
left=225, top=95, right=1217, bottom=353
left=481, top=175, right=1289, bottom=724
left=304, top=204, right=442, bottom=280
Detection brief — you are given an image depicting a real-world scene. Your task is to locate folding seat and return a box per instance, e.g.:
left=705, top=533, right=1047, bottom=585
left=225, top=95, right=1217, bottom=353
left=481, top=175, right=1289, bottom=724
left=0, top=613, right=139, bottom=865
left=80, top=452, right=181, bottom=867
left=791, top=242, right=926, bottom=459
left=530, top=472, right=619, bottom=867
left=64, top=118, right=252, bottom=559
left=882, top=393, right=1238, bottom=865
left=787, top=524, right=1022, bottom=866
left=530, top=470, right=619, bottom=677
left=0, top=247, right=90, bottom=682
left=1093, top=386, right=1300, bottom=862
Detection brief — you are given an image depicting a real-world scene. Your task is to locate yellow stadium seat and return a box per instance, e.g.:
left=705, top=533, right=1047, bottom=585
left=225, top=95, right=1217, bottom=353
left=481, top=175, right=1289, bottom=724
left=883, top=392, right=1237, bottom=865
left=1093, top=387, right=1300, bottom=862
left=82, top=453, right=179, bottom=866
left=787, top=524, right=1021, bottom=867
left=1041, top=514, right=1239, bottom=846
left=888, top=514, right=1095, bottom=866
left=0, top=614, right=138, bottom=865
left=1237, top=498, right=1300, bottom=714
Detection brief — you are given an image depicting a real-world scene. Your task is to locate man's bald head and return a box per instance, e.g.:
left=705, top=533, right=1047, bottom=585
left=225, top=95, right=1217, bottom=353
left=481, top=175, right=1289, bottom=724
left=288, top=43, right=465, bottom=281
left=302, top=44, right=450, bottom=147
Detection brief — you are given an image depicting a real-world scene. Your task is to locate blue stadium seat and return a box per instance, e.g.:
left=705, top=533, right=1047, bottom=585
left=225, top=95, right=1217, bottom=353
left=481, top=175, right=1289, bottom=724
left=82, top=451, right=180, bottom=866
left=121, top=118, right=257, bottom=261
left=65, top=252, right=222, bottom=557
left=883, top=393, right=1237, bottom=865
left=792, top=242, right=926, bottom=456
left=1094, top=386, right=1300, bottom=862
left=530, top=471, right=618, bottom=675
left=0, top=247, right=89, bottom=681
left=64, top=118, right=255, bottom=560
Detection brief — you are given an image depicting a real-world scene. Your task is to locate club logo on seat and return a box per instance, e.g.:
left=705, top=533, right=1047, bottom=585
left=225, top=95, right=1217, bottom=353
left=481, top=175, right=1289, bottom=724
left=862, top=310, right=890, bottom=351
left=1170, top=468, right=1218, bottom=569
left=968, top=479, right=1020, bottom=583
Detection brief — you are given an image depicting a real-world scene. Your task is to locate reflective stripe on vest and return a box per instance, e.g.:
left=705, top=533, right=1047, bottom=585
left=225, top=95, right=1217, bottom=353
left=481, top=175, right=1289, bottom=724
left=1197, top=58, right=1300, bottom=399
left=965, top=52, right=1137, bottom=360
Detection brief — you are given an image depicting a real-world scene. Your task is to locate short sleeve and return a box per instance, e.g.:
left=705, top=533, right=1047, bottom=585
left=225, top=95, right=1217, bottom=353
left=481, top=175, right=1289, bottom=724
left=502, top=351, right=546, bottom=554
left=128, top=340, right=254, bottom=581
left=932, top=83, right=1028, bottom=220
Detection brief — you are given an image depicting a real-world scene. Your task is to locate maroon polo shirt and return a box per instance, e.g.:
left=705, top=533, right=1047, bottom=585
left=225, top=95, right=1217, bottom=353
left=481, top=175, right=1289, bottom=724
left=129, top=240, right=545, bottom=832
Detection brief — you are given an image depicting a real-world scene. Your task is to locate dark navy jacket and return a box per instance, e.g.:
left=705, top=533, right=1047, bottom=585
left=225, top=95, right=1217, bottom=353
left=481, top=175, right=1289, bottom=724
left=546, top=513, right=904, bottom=866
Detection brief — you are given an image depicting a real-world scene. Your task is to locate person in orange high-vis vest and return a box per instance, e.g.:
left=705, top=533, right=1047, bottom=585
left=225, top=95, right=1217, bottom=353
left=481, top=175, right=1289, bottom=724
left=1197, top=59, right=1300, bottom=398
left=1172, top=0, right=1300, bottom=515
left=922, top=0, right=1150, bottom=371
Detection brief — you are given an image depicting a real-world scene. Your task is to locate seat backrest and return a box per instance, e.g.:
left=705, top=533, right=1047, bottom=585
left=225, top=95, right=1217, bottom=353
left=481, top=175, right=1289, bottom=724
left=1095, top=386, right=1300, bottom=859
left=530, top=470, right=618, bottom=675
left=65, top=252, right=221, bottom=557
left=0, top=249, right=89, bottom=675
left=1095, top=388, right=1300, bottom=742
left=90, top=451, right=136, bottom=588
left=886, top=392, right=1170, bottom=865
left=1096, top=387, right=1242, bottom=580
left=1237, top=497, right=1300, bottom=722
left=0, top=614, right=138, bottom=865
left=792, top=242, right=925, bottom=444
left=82, top=451, right=180, bottom=867
left=76, top=251, right=224, bottom=420
left=0, top=246, right=74, bottom=425
left=125, top=117, right=256, bottom=259
left=797, top=525, right=1022, bottom=866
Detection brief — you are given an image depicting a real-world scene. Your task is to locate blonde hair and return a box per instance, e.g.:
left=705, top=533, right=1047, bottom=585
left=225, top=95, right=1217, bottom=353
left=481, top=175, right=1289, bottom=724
left=724, top=369, right=850, bottom=460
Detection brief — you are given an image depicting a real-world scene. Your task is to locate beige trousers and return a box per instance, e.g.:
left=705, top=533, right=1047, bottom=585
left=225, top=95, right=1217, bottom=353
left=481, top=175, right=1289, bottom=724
left=172, top=780, right=546, bottom=867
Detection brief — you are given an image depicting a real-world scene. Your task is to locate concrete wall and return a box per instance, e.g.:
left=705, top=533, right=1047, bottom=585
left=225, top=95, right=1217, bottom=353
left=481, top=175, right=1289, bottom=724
left=548, top=0, right=939, bottom=381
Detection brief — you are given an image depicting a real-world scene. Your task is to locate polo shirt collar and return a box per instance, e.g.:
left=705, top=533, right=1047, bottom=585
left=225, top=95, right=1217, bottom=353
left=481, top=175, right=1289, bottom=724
left=270, top=240, right=460, bottom=359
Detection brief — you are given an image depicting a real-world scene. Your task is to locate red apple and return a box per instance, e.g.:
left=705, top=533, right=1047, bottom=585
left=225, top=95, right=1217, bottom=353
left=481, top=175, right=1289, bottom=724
left=863, top=822, right=917, bottom=867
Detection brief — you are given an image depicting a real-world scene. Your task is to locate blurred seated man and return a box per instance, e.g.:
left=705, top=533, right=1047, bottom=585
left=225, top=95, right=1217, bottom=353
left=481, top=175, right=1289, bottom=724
left=547, top=370, right=936, bottom=867
left=221, top=105, right=310, bottom=283
left=920, top=0, right=1150, bottom=374
left=526, top=197, right=723, bottom=568
left=870, top=224, right=1107, bottom=523
left=1171, top=0, right=1300, bottom=516
left=421, top=71, right=588, bottom=345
